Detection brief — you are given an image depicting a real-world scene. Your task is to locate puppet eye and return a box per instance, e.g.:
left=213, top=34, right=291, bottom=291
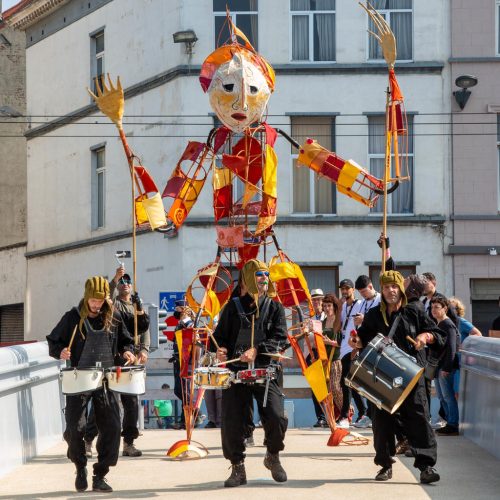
left=223, top=84, right=234, bottom=92
left=249, top=85, right=258, bottom=94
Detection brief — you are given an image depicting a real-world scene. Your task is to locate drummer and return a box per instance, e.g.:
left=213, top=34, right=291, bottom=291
left=109, top=267, right=150, bottom=457
left=213, top=259, right=288, bottom=487
left=47, top=276, right=136, bottom=493
left=350, top=270, right=445, bottom=484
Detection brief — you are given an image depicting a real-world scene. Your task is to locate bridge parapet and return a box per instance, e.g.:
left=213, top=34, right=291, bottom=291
left=0, top=341, right=63, bottom=478
left=460, top=336, right=500, bottom=459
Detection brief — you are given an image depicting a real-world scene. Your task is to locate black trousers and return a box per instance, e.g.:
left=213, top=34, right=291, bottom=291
left=121, top=394, right=139, bottom=444
left=372, top=378, right=437, bottom=470
left=64, top=388, right=121, bottom=477
left=340, top=353, right=367, bottom=419
left=221, top=379, right=287, bottom=464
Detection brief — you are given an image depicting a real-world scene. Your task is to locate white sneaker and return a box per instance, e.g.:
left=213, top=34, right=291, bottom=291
left=431, top=419, right=446, bottom=430
left=337, top=418, right=350, bottom=429
left=354, top=415, right=372, bottom=428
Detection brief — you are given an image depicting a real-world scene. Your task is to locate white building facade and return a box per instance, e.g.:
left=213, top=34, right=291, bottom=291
left=6, top=0, right=452, bottom=339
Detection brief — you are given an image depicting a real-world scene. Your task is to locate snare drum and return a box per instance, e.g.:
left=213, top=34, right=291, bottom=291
left=60, top=367, right=104, bottom=395
left=105, top=365, right=146, bottom=395
left=346, top=333, right=424, bottom=414
left=193, top=367, right=233, bottom=389
left=235, top=367, right=276, bottom=384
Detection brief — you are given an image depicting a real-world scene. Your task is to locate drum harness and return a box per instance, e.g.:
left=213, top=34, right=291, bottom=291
left=232, top=296, right=277, bottom=407
left=350, top=314, right=405, bottom=387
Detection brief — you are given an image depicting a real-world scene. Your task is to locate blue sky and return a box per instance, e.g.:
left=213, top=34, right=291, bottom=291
left=2, top=0, right=18, bottom=14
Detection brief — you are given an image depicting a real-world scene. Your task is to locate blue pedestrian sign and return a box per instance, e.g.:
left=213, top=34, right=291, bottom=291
left=159, top=291, right=186, bottom=312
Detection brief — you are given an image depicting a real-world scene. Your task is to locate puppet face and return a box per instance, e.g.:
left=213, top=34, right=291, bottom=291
left=208, top=52, right=271, bottom=133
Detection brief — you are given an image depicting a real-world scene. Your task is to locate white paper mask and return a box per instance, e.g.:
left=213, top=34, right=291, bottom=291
left=208, top=52, right=271, bottom=133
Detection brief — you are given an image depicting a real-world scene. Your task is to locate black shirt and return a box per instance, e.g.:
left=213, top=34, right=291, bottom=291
left=213, top=293, right=287, bottom=366
left=46, top=307, right=134, bottom=367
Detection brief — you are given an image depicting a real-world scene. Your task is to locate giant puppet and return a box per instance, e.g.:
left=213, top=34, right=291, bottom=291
left=89, top=3, right=409, bottom=457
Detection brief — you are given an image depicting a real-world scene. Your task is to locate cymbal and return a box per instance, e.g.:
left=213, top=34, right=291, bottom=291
left=261, top=352, right=291, bottom=360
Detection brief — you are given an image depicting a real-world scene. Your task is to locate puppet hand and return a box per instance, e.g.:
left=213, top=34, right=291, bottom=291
left=87, top=74, right=124, bottom=128
left=361, top=2, right=397, bottom=69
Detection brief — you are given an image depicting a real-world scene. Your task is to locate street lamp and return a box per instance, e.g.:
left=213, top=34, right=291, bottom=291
left=453, top=75, right=478, bottom=110
left=173, top=30, right=198, bottom=55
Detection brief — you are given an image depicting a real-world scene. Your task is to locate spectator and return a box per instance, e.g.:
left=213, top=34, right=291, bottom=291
left=491, top=296, right=500, bottom=331
left=321, top=294, right=343, bottom=421
left=154, top=386, right=173, bottom=429
left=308, top=288, right=328, bottom=427
left=448, top=297, right=482, bottom=343
left=338, top=279, right=366, bottom=428
left=430, top=296, right=460, bottom=436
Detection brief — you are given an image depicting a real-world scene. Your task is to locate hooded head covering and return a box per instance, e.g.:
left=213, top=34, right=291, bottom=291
left=379, top=270, right=407, bottom=325
left=240, top=259, right=276, bottom=317
left=79, top=276, right=111, bottom=332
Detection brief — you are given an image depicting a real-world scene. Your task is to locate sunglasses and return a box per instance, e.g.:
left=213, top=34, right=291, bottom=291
left=255, top=271, right=270, bottom=277
left=119, top=279, right=132, bottom=285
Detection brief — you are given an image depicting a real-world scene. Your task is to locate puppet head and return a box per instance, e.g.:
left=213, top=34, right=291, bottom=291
left=200, top=15, right=275, bottom=133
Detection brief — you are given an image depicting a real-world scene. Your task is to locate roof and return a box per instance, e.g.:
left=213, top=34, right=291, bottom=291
left=3, top=0, right=69, bottom=30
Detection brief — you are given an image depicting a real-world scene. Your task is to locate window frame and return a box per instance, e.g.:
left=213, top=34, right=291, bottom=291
left=91, top=144, right=106, bottom=231
left=90, top=28, right=105, bottom=96
left=496, top=0, right=500, bottom=56
left=289, top=1, right=336, bottom=63
left=290, top=115, right=337, bottom=216
left=366, top=3, right=413, bottom=63
left=213, top=2, right=259, bottom=50
left=497, top=114, right=500, bottom=211
left=367, top=113, right=414, bottom=215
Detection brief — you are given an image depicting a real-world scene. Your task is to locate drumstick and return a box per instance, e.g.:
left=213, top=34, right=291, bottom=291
left=213, top=357, right=241, bottom=367
left=67, top=324, right=78, bottom=353
left=209, top=332, right=220, bottom=350
left=406, top=335, right=417, bottom=345
left=124, top=360, right=132, bottom=366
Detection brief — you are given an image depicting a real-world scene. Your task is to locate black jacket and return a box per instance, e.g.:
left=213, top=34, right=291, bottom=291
left=212, top=294, right=287, bottom=366
left=357, top=301, right=446, bottom=367
left=437, top=317, right=460, bottom=372
left=46, top=307, right=134, bottom=367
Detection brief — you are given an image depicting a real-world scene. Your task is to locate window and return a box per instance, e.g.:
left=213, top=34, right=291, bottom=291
left=368, top=114, right=414, bottom=214
left=91, top=145, right=106, bottom=230
left=367, top=0, right=412, bottom=62
left=497, top=115, right=500, bottom=211
left=369, top=265, right=415, bottom=286
left=90, top=29, right=104, bottom=93
left=214, top=0, right=258, bottom=49
left=0, top=304, right=24, bottom=344
left=291, top=116, right=336, bottom=214
left=290, top=0, right=336, bottom=62
left=302, top=266, right=339, bottom=296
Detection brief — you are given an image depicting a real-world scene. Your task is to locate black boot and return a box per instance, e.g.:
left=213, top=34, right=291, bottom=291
left=75, top=467, right=88, bottom=492
left=375, top=466, right=392, bottom=481
left=420, top=466, right=440, bottom=484
left=263, top=452, right=287, bottom=483
left=224, top=462, right=247, bottom=488
left=92, top=475, right=113, bottom=492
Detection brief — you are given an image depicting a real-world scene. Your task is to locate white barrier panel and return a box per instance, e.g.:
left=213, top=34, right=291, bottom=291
left=0, top=342, right=64, bottom=478
left=460, top=336, right=500, bottom=460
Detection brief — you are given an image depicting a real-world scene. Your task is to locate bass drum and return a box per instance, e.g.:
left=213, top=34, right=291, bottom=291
left=346, top=333, right=424, bottom=414
left=60, top=367, right=104, bottom=395
left=105, top=366, right=146, bottom=395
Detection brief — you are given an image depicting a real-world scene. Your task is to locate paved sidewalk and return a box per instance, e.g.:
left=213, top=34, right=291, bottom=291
left=2, top=427, right=499, bottom=499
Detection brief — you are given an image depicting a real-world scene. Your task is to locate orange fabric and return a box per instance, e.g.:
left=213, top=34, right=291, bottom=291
left=389, top=69, right=404, bottom=102
left=289, top=335, right=308, bottom=373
